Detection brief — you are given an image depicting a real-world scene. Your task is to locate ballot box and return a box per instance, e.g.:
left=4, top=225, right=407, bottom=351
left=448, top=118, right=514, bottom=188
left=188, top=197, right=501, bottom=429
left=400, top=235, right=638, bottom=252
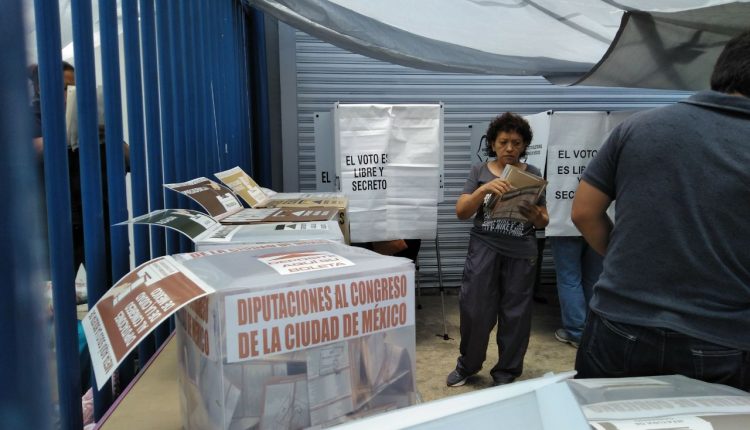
left=173, top=241, right=417, bottom=429
left=258, top=193, right=350, bottom=244
left=195, top=220, right=345, bottom=251
left=566, top=375, right=750, bottom=429
left=121, top=210, right=344, bottom=251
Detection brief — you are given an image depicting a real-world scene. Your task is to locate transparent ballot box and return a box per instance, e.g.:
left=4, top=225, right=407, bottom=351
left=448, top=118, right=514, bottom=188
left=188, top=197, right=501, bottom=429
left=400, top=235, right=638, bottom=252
left=174, top=241, right=417, bottom=429
left=566, top=375, right=750, bottom=429
left=195, top=221, right=345, bottom=251
left=329, top=372, right=587, bottom=430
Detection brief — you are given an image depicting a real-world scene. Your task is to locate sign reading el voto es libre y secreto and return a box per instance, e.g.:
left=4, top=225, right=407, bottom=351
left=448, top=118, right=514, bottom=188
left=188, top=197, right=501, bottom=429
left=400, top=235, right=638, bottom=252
left=335, top=104, right=441, bottom=242
left=345, top=152, right=389, bottom=192
left=545, top=111, right=634, bottom=236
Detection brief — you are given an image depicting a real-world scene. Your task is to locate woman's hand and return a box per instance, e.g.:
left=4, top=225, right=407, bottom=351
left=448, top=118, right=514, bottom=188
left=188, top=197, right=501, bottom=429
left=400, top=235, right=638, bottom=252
left=481, top=178, right=513, bottom=196
left=518, top=201, right=549, bottom=228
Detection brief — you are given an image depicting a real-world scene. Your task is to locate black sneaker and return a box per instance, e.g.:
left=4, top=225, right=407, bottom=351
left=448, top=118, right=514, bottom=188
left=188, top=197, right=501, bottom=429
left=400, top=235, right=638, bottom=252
left=491, top=375, right=516, bottom=387
left=554, top=328, right=580, bottom=348
left=446, top=369, right=470, bottom=387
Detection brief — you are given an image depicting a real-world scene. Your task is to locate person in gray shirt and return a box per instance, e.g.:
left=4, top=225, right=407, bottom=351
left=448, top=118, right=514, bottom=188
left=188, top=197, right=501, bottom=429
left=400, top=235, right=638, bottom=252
left=446, top=112, right=548, bottom=387
left=572, top=30, right=750, bottom=391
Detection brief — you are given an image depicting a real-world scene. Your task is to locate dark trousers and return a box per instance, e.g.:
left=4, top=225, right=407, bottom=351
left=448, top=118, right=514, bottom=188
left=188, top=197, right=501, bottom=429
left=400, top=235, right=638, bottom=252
left=68, top=146, right=113, bottom=284
left=456, top=238, right=536, bottom=381
left=575, top=312, right=750, bottom=391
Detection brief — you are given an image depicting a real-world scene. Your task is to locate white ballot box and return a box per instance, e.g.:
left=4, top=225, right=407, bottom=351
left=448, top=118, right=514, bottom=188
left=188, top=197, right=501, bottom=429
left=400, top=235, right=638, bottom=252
left=174, top=241, right=417, bottom=429
left=258, top=192, right=350, bottom=244
left=195, top=221, right=345, bottom=251
left=566, top=375, right=750, bottom=429
left=120, top=210, right=345, bottom=251
left=329, top=372, right=588, bottom=430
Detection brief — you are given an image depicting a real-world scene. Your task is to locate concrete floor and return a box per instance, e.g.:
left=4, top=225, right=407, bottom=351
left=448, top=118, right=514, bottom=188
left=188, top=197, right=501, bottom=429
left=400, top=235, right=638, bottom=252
left=413, top=288, right=577, bottom=402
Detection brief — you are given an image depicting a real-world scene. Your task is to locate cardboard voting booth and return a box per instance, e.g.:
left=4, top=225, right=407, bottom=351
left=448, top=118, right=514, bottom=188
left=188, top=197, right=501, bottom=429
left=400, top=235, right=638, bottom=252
left=83, top=241, right=417, bottom=430
left=334, top=104, right=442, bottom=242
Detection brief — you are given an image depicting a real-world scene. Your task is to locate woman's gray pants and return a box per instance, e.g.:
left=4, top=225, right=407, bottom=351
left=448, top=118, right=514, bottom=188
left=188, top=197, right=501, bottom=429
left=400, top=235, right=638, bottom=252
left=455, top=238, right=536, bottom=382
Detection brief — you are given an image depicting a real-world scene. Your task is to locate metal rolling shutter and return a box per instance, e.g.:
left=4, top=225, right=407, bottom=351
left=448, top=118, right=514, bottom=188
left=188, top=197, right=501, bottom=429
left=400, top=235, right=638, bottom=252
left=287, top=29, right=690, bottom=288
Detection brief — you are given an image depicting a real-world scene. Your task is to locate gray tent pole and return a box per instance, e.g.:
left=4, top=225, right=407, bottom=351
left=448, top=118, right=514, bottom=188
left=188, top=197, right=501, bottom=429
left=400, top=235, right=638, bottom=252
left=434, top=230, right=452, bottom=340
left=416, top=254, right=422, bottom=310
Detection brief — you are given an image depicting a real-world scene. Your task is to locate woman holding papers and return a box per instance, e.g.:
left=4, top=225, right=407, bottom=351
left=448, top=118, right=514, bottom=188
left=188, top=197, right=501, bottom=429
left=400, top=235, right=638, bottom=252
left=447, top=112, right=548, bottom=388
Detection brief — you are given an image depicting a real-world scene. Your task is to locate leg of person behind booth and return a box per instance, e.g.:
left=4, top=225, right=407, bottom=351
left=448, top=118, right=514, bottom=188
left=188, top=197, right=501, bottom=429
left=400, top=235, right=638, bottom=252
left=533, top=235, right=547, bottom=303
left=549, top=236, right=602, bottom=348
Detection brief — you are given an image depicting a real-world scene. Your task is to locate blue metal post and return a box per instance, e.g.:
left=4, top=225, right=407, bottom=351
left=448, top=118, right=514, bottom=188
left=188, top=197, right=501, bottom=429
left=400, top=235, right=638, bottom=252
left=207, top=0, right=223, bottom=174
left=142, top=0, right=169, bottom=359
left=238, top=2, right=251, bottom=174
left=196, top=0, right=210, bottom=176
left=238, top=4, right=253, bottom=175
left=99, top=0, right=136, bottom=392
left=122, top=0, right=156, bottom=361
left=251, top=8, right=271, bottom=185
left=226, top=0, right=241, bottom=170
left=70, top=0, right=113, bottom=417
left=172, top=0, right=186, bottom=186
left=218, top=0, right=231, bottom=170
left=155, top=0, right=179, bottom=256
left=226, top=0, right=239, bottom=168
left=172, top=0, right=191, bottom=252
left=184, top=0, right=198, bottom=181
left=139, top=0, right=166, bottom=260
left=98, top=0, right=129, bottom=293
left=33, top=0, right=83, bottom=424
left=3, top=0, right=55, bottom=428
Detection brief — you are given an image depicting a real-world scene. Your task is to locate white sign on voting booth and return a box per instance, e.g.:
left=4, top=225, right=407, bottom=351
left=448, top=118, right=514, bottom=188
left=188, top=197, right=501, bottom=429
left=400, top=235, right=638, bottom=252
left=544, top=111, right=634, bottom=236
left=334, top=103, right=443, bottom=242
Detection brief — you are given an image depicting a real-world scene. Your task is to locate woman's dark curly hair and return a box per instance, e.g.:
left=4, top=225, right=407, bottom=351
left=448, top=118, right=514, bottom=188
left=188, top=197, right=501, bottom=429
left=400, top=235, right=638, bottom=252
left=485, top=112, right=533, bottom=158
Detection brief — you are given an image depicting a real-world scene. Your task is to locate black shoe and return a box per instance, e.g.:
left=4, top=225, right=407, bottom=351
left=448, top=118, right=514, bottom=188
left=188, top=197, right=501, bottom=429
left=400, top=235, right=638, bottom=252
left=491, top=375, right=516, bottom=387
left=446, top=369, right=470, bottom=387
left=554, top=328, right=580, bottom=348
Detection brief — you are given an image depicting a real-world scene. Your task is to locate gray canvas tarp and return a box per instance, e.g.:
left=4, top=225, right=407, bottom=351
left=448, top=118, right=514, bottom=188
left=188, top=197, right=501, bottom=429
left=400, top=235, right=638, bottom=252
left=243, top=0, right=750, bottom=90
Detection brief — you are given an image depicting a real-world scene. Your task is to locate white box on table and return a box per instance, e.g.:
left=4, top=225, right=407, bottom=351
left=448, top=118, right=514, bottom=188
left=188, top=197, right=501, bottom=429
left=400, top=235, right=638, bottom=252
left=195, top=220, right=345, bottom=251
left=174, top=240, right=417, bottom=430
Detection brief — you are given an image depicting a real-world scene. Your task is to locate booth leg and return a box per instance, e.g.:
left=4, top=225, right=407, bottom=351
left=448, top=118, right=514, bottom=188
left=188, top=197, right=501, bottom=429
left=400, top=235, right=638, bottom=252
left=434, top=231, right=452, bottom=341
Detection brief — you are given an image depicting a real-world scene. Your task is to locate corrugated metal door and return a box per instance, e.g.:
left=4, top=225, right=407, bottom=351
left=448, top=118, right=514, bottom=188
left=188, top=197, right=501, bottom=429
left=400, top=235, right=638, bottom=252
left=283, top=27, right=691, bottom=288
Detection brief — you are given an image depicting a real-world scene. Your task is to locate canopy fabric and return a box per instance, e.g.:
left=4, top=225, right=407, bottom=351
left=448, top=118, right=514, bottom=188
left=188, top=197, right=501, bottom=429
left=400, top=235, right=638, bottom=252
left=572, top=3, right=750, bottom=89
left=243, top=0, right=750, bottom=90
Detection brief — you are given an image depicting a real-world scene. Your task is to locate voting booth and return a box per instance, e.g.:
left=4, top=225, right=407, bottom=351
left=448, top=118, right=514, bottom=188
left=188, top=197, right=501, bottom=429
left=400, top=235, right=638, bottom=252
left=334, top=103, right=443, bottom=242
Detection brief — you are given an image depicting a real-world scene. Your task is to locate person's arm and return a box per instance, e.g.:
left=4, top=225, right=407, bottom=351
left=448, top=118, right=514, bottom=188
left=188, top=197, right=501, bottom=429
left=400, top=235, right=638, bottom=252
left=33, top=137, right=44, bottom=155
left=455, top=178, right=512, bottom=220
left=571, top=180, right=613, bottom=255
